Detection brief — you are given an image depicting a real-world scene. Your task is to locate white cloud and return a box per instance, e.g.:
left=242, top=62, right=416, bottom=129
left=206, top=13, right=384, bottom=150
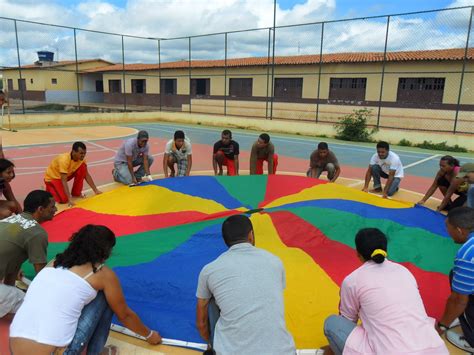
left=0, top=0, right=472, bottom=68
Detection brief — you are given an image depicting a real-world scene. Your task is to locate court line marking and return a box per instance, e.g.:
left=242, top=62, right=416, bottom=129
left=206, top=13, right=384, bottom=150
left=11, top=150, right=105, bottom=162
left=404, top=154, right=441, bottom=169
left=14, top=152, right=164, bottom=176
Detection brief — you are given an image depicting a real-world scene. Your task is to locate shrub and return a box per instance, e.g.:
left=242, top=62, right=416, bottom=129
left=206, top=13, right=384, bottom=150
left=398, top=139, right=412, bottom=146
left=414, top=140, right=467, bottom=153
left=334, top=109, right=377, bottom=142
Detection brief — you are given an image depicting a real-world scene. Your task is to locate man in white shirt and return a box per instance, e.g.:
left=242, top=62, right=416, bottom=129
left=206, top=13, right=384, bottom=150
left=163, top=130, right=192, bottom=177
left=362, top=141, right=404, bottom=198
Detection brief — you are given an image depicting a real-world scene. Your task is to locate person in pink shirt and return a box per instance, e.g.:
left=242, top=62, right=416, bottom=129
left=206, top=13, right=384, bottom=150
left=323, top=228, right=448, bottom=355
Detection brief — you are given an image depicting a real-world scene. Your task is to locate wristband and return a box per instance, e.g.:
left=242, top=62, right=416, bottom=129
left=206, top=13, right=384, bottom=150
left=437, top=322, right=449, bottom=331
left=145, top=329, right=154, bottom=340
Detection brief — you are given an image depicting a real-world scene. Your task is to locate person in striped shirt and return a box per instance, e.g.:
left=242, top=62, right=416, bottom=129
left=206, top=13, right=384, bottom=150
left=437, top=207, right=474, bottom=352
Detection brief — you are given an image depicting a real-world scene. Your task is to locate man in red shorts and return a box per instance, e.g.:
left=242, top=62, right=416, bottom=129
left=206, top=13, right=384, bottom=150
left=44, top=142, right=102, bottom=206
left=213, top=130, right=240, bottom=176
left=249, top=133, right=278, bottom=175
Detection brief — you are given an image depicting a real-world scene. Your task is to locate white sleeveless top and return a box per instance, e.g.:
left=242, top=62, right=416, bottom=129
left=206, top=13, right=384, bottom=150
left=10, top=267, right=99, bottom=347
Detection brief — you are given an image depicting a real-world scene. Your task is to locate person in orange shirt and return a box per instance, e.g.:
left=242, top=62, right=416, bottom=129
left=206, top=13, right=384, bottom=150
left=44, top=142, right=102, bottom=206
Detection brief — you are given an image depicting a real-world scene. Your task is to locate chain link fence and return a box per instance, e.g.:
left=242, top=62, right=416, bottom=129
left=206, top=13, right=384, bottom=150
left=1, top=6, right=473, bottom=133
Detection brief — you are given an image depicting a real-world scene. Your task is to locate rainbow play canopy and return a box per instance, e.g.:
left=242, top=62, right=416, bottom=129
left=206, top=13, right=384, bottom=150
left=34, top=175, right=457, bottom=349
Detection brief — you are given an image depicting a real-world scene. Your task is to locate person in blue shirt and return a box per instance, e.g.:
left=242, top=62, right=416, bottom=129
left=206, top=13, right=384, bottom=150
left=437, top=207, right=474, bottom=352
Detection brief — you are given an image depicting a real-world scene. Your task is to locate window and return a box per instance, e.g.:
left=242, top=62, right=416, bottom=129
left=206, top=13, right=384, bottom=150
left=108, top=80, right=122, bottom=93
left=95, top=80, right=104, bottom=93
left=160, top=79, right=177, bottom=95
left=274, top=78, right=303, bottom=99
left=18, top=79, right=26, bottom=91
left=329, top=78, right=367, bottom=101
left=229, top=78, right=252, bottom=97
left=131, top=79, right=146, bottom=94
left=7, top=79, right=13, bottom=91
left=397, top=78, right=445, bottom=105
left=51, top=78, right=57, bottom=84
left=190, top=79, right=210, bottom=96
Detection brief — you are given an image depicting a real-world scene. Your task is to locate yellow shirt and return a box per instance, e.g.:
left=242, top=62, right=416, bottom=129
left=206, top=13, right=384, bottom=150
left=44, top=153, right=86, bottom=181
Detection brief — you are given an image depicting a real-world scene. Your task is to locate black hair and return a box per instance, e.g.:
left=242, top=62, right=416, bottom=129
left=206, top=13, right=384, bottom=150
left=72, top=142, right=86, bottom=152
left=23, top=190, right=53, bottom=213
left=222, top=215, right=253, bottom=247
left=259, top=133, right=270, bottom=144
left=376, top=141, right=390, bottom=151
left=54, top=225, right=116, bottom=272
left=355, top=228, right=388, bottom=264
left=440, top=155, right=460, bottom=167
left=447, top=207, right=474, bottom=232
left=174, top=130, right=185, bottom=140
left=318, top=142, right=329, bottom=150
left=0, top=158, right=14, bottom=174
left=222, top=129, right=232, bottom=138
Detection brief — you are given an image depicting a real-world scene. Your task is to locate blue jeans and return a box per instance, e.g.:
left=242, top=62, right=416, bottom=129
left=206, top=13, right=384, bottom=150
left=64, top=292, right=114, bottom=355
left=306, top=163, right=337, bottom=180
left=324, top=315, right=357, bottom=355
left=371, top=165, right=401, bottom=196
left=113, top=155, right=154, bottom=185
left=468, top=185, right=474, bottom=208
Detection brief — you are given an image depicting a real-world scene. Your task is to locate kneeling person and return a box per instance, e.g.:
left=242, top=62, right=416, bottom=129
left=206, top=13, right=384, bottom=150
left=213, top=130, right=239, bottom=176
left=163, top=130, right=192, bottom=177
left=44, top=142, right=101, bottom=206
left=196, top=215, right=295, bottom=354
left=113, top=130, right=153, bottom=185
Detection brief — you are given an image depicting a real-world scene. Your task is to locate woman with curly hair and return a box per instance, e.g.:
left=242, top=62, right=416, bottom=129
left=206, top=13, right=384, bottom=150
left=0, top=158, right=22, bottom=218
left=9, top=224, right=162, bottom=354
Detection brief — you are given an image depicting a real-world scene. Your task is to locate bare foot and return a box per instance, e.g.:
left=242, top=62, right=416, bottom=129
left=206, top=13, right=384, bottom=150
left=218, top=170, right=223, bottom=176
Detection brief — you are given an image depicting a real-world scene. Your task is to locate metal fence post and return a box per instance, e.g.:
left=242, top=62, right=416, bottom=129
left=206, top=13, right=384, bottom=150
left=73, top=28, right=81, bottom=111
left=454, top=6, right=473, bottom=134
left=265, top=28, right=271, bottom=119
left=121, top=35, right=127, bottom=111
left=224, top=32, right=227, bottom=116
left=269, top=0, right=277, bottom=120
left=376, top=16, right=390, bottom=128
left=158, top=39, right=162, bottom=111
left=189, top=37, right=192, bottom=113
left=315, top=22, right=324, bottom=122
left=14, top=20, right=25, bottom=114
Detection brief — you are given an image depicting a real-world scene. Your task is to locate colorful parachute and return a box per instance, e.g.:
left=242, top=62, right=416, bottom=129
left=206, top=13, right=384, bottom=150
left=31, top=175, right=457, bottom=349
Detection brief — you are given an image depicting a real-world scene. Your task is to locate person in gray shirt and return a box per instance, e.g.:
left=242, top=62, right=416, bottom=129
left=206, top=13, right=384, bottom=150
left=196, top=215, right=295, bottom=355
left=113, top=130, right=153, bottom=185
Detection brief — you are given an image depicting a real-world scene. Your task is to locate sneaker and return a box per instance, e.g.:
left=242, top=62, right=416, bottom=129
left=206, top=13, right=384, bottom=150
left=450, top=318, right=461, bottom=328
left=446, top=329, right=474, bottom=352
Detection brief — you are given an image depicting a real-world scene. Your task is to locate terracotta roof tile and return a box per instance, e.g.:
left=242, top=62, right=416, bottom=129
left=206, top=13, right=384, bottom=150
left=83, top=48, right=473, bottom=73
